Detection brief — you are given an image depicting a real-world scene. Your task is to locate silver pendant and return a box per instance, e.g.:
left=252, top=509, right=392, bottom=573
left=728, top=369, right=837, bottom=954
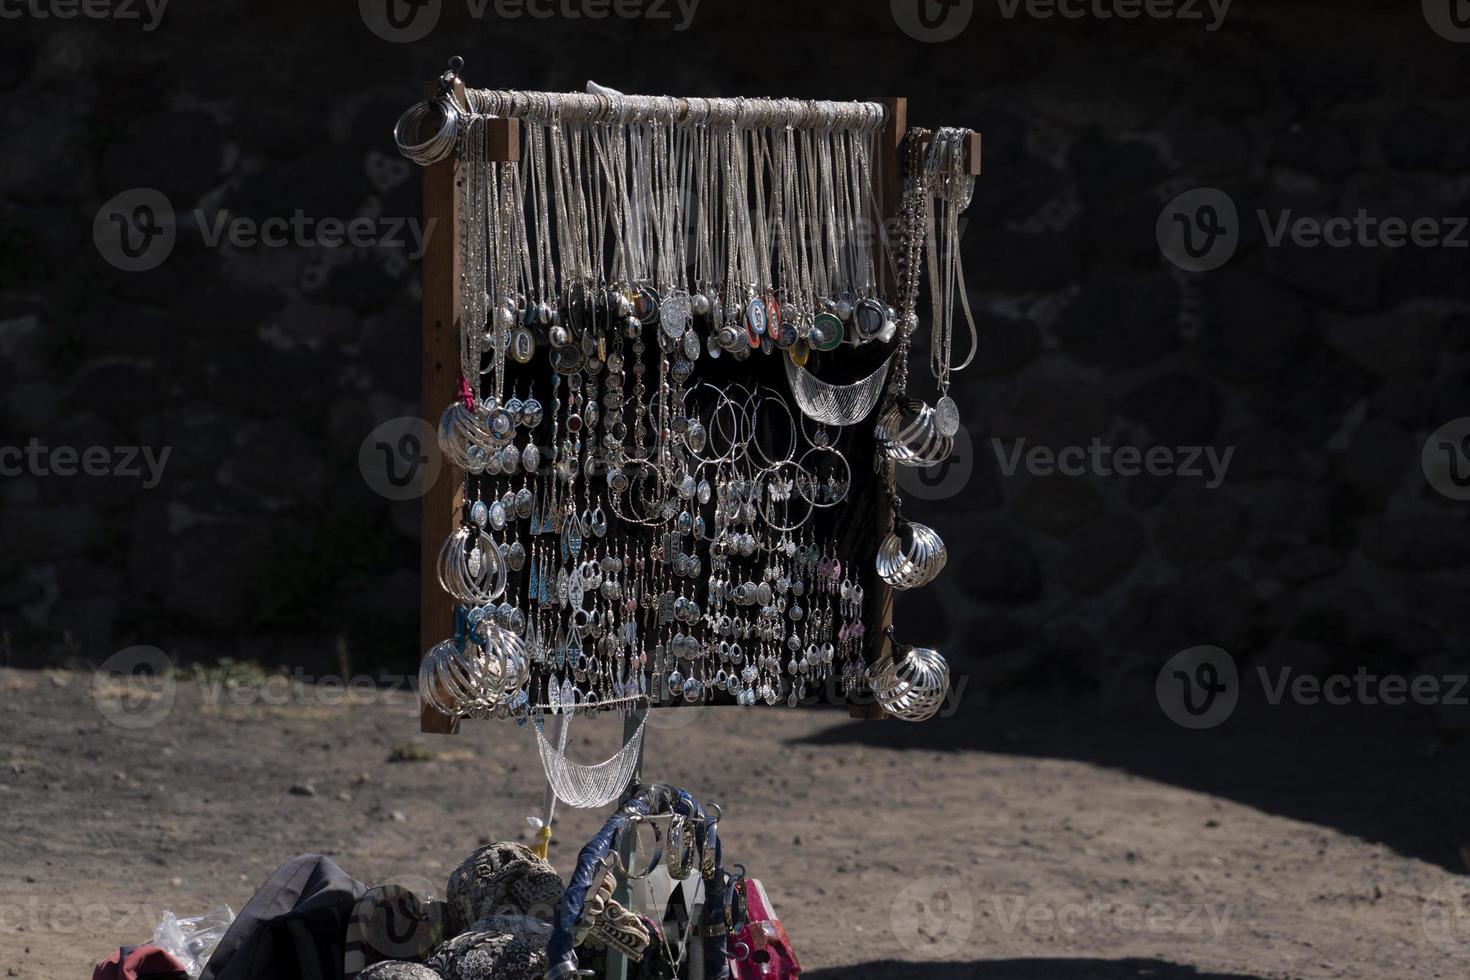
left=745, top=297, right=768, bottom=337
left=636, top=287, right=661, bottom=327
left=852, top=297, right=885, bottom=341
left=512, top=326, right=536, bottom=363
left=662, top=290, right=691, bottom=339
left=934, top=395, right=961, bottom=438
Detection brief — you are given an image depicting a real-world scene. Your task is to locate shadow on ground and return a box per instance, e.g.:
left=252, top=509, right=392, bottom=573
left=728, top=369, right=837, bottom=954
left=803, top=957, right=1267, bottom=979
left=799, top=694, right=1469, bottom=874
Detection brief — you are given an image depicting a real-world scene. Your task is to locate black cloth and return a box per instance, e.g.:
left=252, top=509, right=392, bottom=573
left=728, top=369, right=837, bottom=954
left=201, top=854, right=366, bottom=980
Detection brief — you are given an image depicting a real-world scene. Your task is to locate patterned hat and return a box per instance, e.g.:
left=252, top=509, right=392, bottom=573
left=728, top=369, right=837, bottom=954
left=445, top=841, right=565, bottom=937
left=428, top=917, right=552, bottom=980
left=358, top=962, right=443, bottom=980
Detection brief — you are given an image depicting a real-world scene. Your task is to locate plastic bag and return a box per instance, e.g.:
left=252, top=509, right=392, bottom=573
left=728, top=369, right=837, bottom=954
left=151, top=905, right=235, bottom=978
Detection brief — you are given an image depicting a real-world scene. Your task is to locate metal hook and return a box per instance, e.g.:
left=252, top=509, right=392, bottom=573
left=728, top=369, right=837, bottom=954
left=439, top=55, right=465, bottom=97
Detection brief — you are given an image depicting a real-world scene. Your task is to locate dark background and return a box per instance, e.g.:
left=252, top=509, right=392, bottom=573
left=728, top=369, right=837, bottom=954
left=1, top=0, right=1468, bottom=735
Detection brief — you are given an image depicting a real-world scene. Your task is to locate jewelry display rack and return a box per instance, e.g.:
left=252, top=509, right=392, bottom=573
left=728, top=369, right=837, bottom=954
left=398, top=62, right=980, bottom=980
left=412, top=68, right=981, bottom=735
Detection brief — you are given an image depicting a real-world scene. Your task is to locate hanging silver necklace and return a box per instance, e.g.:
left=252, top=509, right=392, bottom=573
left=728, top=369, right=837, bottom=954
left=784, top=354, right=893, bottom=427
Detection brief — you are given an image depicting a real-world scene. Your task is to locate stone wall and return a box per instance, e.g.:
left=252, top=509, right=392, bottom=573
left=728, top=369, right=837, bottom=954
left=1, top=2, right=1467, bottom=709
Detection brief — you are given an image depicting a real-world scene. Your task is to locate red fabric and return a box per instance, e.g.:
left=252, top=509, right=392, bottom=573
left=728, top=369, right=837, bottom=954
left=91, top=944, right=189, bottom=980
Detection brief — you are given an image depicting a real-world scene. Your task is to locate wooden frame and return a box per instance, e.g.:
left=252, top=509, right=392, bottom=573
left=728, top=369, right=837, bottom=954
left=417, top=86, right=979, bottom=732
left=419, top=85, right=462, bottom=734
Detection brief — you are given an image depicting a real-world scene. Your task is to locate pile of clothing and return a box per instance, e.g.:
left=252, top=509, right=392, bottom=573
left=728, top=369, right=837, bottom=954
left=93, top=842, right=663, bottom=980
left=93, top=785, right=799, bottom=980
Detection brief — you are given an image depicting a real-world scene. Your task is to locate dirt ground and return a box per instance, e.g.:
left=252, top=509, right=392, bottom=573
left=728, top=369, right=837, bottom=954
left=1, top=665, right=1467, bottom=980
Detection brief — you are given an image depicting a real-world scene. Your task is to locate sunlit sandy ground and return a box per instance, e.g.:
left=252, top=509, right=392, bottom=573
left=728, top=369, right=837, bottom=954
left=2, top=666, right=1466, bottom=980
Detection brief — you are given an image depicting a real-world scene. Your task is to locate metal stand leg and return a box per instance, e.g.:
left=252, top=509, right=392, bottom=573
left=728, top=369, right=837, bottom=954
left=606, top=710, right=646, bottom=980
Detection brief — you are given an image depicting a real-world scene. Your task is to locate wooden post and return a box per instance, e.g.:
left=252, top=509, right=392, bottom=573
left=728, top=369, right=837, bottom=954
left=876, top=97, right=908, bottom=301
left=420, top=81, right=463, bottom=735
left=914, top=128, right=983, bottom=175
